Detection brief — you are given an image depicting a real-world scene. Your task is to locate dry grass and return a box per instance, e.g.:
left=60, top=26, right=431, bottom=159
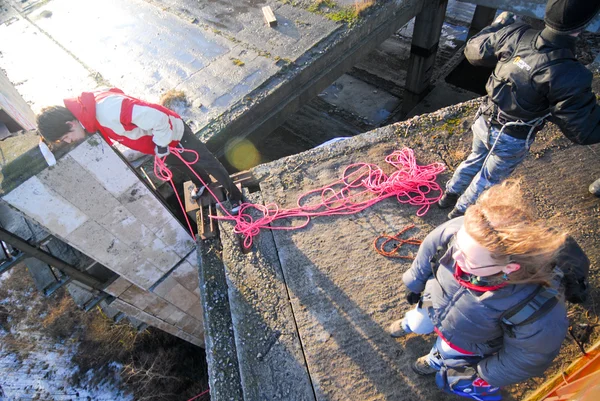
left=159, top=89, right=188, bottom=109
left=1, top=264, right=208, bottom=400
left=354, top=0, right=375, bottom=15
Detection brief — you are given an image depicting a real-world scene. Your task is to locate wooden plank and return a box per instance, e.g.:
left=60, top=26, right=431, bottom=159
left=524, top=341, right=600, bottom=401
left=231, top=170, right=259, bottom=187
left=262, top=6, right=277, bottom=27
left=556, top=370, right=600, bottom=396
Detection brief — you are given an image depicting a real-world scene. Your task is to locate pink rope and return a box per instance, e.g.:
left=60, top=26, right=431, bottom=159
left=153, top=147, right=445, bottom=248
left=186, top=388, right=209, bottom=401
left=214, top=148, right=445, bottom=248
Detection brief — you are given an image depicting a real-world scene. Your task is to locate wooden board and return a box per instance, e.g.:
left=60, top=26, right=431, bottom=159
left=262, top=6, right=277, bottom=27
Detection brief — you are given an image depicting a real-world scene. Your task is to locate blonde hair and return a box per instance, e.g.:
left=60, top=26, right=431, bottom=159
left=463, top=179, right=566, bottom=286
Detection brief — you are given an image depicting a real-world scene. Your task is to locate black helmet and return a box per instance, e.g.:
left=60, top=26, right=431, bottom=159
left=544, top=0, right=600, bottom=34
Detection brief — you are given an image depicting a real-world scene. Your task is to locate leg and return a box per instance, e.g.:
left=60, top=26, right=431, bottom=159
left=426, top=336, right=479, bottom=371
left=454, top=127, right=530, bottom=212
left=445, top=116, right=490, bottom=196
left=389, top=305, right=434, bottom=337
left=176, top=126, right=242, bottom=202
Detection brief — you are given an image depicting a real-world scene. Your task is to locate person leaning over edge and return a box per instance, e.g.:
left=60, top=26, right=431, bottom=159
left=389, top=179, right=575, bottom=400
left=439, top=0, right=600, bottom=219
left=36, top=88, right=243, bottom=214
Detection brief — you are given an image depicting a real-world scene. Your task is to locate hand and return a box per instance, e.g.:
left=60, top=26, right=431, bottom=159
left=493, top=11, right=515, bottom=26
left=155, top=146, right=170, bottom=158
left=405, top=292, right=421, bottom=305
left=436, top=365, right=501, bottom=400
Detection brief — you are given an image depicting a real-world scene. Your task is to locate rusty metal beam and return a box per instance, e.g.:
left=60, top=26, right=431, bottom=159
left=0, top=227, right=106, bottom=290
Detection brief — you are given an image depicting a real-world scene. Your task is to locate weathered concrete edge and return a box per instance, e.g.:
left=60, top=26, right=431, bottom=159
left=201, top=0, right=425, bottom=156
left=250, top=96, right=484, bottom=180
left=0, top=132, right=81, bottom=196
left=218, top=192, right=316, bottom=401
left=197, top=238, right=244, bottom=401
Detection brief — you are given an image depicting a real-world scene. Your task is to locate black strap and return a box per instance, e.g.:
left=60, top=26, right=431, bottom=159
left=502, top=286, right=559, bottom=326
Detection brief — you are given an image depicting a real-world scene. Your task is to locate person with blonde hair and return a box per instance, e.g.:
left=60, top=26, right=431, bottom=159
left=388, top=179, right=583, bottom=399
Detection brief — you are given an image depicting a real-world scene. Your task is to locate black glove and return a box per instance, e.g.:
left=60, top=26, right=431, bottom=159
left=405, top=292, right=421, bottom=305
left=155, top=145, right=170, bottom=158
left=493, top=11, right=515, bottom=27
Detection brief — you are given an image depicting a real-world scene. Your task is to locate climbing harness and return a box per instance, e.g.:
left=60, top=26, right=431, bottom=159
left=373, top=224, right=422, bottom=259
left=154, top=147, right=445, bottom=248
left=476, top=103, right=550, bottom=168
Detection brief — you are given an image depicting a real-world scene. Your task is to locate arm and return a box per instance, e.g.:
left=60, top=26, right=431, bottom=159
left=544, top=63, right=600, bottom=145
left=465, top=20, right=526, bottom=68
left=402, top=217, right=462, bottom=293
left=476, top=302, right=568, bottom=387
left=130, top=104, right=179, bottom=148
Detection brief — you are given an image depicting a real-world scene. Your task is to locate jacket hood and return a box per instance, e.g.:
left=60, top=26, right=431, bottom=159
left=63, top=92, right=98, bottom=133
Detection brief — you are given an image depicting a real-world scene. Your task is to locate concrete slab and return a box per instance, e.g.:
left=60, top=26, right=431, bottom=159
left=37, top=155, right=121, bottom=222
left=1, top=0, right=425, bottom=165
left=65, top=220, right=130, bottom=269
left=247, top=125, right=463, bottom=400
left=198, top=237, right=244, bottom=401
left=218, top=191, right=314, bottom=401
left=104, top=276, right=133, bottom=297
left=319, top=74, right=400, bottom=125
left=116, top=251, right=166, bottom=290
left=3, top=176, right=89, bottom=238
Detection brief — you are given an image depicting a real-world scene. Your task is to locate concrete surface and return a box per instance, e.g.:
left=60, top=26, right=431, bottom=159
left=1, top=132, right=206, bottom=346
left=459, top=0, right=600, bottom=31
left=197, top=237, right=244, bottom=401
left=0, top=0, right=428, bottom=163
left=218, top=191, right=314, bottom=401
left=205, top=83, right=600, bottom=399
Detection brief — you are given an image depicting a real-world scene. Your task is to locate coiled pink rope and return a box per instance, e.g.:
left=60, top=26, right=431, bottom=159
left=153, top=147, right=445, bottom=248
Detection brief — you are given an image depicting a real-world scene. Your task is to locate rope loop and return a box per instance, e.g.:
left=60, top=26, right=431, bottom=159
left=152, top=147, right=445, bottom=247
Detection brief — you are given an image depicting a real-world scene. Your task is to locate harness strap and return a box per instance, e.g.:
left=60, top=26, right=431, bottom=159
left=502, top=286, right=558, bottom=326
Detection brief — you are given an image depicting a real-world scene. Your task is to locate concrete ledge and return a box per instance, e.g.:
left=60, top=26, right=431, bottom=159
left=202, top=0, right=424, bottom=157
left=218, top=192, right=315, bottom=401
left=197, top=237, right=244, bottom=401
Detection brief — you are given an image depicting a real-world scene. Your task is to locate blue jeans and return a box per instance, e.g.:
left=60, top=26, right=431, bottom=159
left=446, top=116, right=531, bottom=212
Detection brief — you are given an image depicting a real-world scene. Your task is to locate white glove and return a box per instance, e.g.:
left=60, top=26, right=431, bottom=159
left=155, top=146, right=170, bottom=158
left=494, top=11, right=515, bottom=26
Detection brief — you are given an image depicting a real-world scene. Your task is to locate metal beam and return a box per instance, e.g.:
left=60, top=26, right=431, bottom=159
left=458, top=0, right=600, bottom=32
left=0, top=227, right=106, bottom=290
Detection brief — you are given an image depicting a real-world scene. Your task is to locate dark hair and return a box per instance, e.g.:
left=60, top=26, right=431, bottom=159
left=36, top=106, right=76, bottom=142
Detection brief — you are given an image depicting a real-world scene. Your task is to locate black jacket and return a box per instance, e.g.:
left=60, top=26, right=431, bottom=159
left=465, top=21, right=600, bottom=145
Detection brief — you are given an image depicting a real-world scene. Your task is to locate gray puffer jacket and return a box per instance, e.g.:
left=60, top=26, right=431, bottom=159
left=402, top=217, right=568, bottom=387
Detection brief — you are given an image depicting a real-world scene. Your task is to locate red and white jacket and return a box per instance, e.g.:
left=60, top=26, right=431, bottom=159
left=64, top=88, right=184, bottom=154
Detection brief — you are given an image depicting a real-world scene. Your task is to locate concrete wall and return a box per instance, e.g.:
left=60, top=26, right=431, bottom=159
left=1, top=135, right=204, bottom=346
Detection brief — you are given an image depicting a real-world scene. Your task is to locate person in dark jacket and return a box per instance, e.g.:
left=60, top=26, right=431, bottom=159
left=439, top=0, right=600, bottom=219
left=389, top=180, right=570, bottom=399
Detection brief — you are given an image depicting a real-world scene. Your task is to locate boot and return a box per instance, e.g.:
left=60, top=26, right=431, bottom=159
left=447, top=208, right=465, bottom=220
left=412, top=355, right=438, bottom=375
left=590, top=178, right=600, bottom=197
left=388, top=319, right=412, bottom=338
left=438, top=192, right=459, bottom=209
